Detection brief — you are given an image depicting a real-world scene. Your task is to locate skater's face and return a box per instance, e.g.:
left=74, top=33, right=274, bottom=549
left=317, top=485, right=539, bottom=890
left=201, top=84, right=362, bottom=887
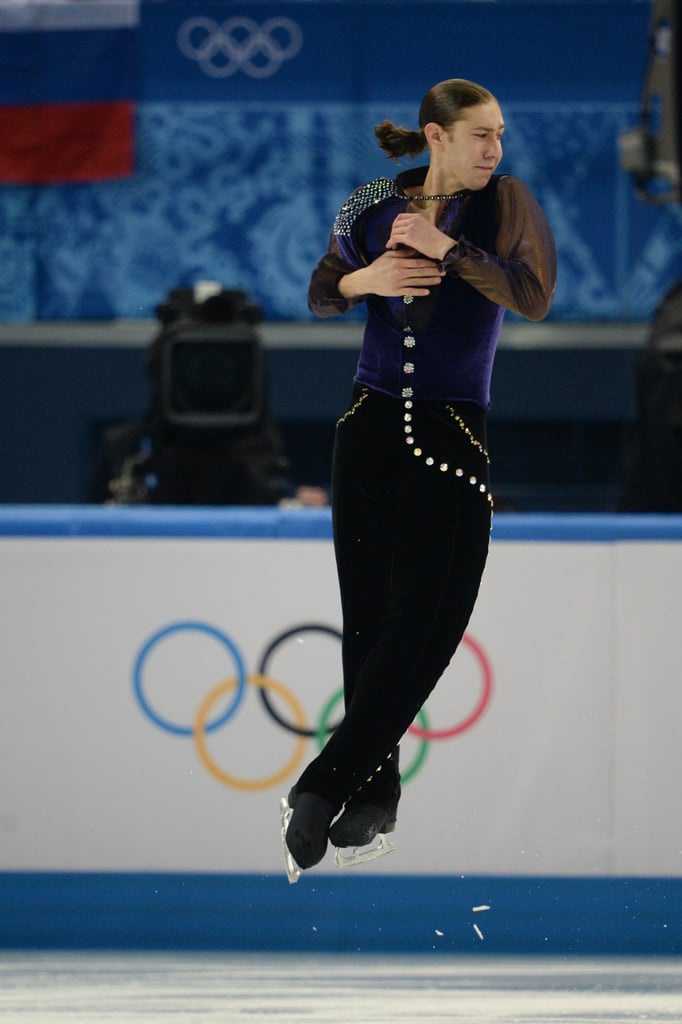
left=425, top=101, right=504, bottom=192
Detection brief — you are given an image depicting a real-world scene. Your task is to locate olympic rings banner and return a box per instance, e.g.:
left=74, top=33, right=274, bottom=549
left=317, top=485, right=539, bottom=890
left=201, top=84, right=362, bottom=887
left=131, top=620, right=493, bottom=796
left=176, top=15, right=304, bottom=81
left=1, top=524, right=682, bottom=878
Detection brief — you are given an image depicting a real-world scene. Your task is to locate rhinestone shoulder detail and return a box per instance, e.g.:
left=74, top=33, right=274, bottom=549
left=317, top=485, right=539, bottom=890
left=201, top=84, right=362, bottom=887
left=333, top=178, right=400, bottom=236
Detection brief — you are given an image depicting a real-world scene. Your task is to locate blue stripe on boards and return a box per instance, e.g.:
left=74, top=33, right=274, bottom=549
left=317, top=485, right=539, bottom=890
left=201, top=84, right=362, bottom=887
left=1, top=508, right=682, bottom=542
left=0, top=873, right=680, bottom=956
left=0, top=506, right=334, bottom=539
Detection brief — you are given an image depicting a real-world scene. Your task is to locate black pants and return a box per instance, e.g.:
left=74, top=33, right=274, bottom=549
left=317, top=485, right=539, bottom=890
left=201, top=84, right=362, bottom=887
left=295, top=385, right=493, bottom=809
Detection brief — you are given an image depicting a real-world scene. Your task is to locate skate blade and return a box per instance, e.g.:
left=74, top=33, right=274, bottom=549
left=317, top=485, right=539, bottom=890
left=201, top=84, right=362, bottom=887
left=279, top=796, right=302, bottom=884
left=334, top=833, right=396, bottom=868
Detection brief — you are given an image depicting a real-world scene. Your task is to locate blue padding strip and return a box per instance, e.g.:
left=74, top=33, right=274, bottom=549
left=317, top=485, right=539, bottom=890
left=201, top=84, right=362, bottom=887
left=491, top=513, right=682, bottom=542
left=0, top=506, right=334, bottom=539
left=0, top=873, right=680, bottom=956
left=0, top=507, right=682, bottom=541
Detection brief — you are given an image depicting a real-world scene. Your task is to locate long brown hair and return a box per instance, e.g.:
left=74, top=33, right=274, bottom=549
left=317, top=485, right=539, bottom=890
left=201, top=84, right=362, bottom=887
left=374, top=79, right=497, bottom=161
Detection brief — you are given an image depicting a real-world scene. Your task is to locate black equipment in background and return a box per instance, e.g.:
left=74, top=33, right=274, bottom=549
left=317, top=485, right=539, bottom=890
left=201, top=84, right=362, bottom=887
left=154, top=286, right=265, bottom=432
left=620, top=278, right=682, bottom=511
left=618, top=0, right=682, bottom=204
left=160, top=320, right=264, bottom=433
left=91, top=287, right=295, bottom=506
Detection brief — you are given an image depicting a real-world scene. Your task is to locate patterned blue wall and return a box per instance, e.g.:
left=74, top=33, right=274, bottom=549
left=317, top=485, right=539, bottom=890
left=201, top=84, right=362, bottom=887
left=2, top=0, right=682, bottom=323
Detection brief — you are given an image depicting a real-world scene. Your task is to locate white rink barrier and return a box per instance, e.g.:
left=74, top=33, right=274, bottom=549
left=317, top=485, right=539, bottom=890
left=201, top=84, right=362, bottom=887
left=2, top=506, right=681, bottom=877
left=1, top=508, right=681, bottom=954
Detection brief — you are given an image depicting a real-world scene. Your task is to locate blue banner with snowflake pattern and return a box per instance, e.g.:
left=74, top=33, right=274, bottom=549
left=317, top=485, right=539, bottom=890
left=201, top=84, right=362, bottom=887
left=1, top=0, right=681, bottom=323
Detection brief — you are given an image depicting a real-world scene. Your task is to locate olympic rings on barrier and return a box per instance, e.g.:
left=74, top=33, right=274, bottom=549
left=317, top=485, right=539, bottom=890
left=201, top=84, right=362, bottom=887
left=177, top=16, right=303, bottom=79
left=132, top=619, right=494, bottom=791
left=194, top=675, right=308, bottom=792
left=257, top=623, right=343, bottom=738
left=133, top=621, right=246, bottom=737
left=408, top=634, right=493, bottom=740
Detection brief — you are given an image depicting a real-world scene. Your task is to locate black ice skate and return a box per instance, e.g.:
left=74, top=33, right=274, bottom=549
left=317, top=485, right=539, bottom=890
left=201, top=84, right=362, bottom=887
left=329, top=799, right=397, bottom=867
left=329, top=750, right=400, bottom=866
left=279, top=788, right=336, bottom=883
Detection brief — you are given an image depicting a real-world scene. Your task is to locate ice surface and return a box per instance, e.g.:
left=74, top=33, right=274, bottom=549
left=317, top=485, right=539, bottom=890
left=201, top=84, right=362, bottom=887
left=0, top=953, right=680, bottom=1023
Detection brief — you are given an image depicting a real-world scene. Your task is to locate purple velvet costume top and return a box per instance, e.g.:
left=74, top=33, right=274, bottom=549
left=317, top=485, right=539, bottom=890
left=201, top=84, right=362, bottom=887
left=308, top=167, right=557, bottom=410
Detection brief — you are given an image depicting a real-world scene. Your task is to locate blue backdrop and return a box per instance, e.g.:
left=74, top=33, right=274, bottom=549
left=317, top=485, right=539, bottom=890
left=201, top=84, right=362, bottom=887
left=2, top=0, right=681, bottom=323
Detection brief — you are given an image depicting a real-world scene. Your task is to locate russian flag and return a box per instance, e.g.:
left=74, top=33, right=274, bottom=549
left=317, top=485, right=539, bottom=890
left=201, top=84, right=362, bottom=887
left=0, top=0, right=138, bottom=184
